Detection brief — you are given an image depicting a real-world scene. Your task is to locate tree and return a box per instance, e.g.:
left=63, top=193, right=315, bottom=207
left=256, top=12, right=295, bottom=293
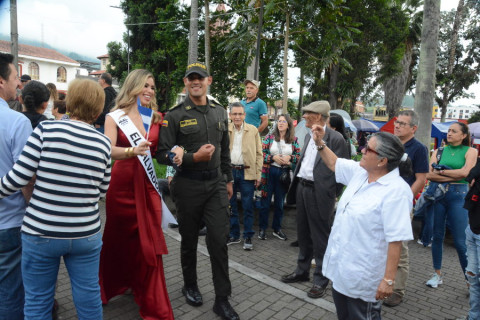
left=383, top=0, right=423, bottom=120
left=414, top=0, right=441, bottom=147
left=106, top=0, right=189, bottom=111
left=320, top=0, right=410, bottom=115
left=188, top=0, right=199, bottom=64
left=435, top=1, right=480, bottom=121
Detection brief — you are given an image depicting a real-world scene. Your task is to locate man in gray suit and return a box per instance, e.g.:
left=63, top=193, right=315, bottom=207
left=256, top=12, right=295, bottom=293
left=281, top=100, right=349, bottom=299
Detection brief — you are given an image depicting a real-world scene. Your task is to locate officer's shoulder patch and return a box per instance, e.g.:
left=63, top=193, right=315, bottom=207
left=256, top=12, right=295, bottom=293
left=161, top=120, right=168, bottom=127
left=185, top=105, right=192, bottom=110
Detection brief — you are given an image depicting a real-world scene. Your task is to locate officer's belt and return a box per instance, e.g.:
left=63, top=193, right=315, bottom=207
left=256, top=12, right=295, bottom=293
left=177, top=168, right=219, bottom=181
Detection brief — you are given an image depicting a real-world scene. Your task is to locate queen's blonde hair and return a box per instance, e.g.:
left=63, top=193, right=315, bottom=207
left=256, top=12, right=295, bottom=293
left=113, top=69, right=161, bottom=123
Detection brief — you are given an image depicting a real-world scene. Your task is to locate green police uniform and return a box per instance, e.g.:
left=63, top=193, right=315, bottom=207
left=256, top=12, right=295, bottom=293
left=156, top=95, right=233, bottom=297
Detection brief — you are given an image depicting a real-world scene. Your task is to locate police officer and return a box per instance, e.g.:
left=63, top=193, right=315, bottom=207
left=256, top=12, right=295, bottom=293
left=156, top=62, right=239, bottom=320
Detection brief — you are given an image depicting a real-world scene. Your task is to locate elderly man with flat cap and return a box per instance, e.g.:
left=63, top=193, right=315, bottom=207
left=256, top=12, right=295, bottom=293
left=241, top=79, right=268, bottom=133
left=281, top=100, right=349, bottom=299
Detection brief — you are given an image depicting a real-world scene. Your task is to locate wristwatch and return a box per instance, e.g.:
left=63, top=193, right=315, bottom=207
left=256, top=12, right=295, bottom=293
left=383, top=278, right=395, bottom=286
left=316, top=140, right=326, bottom=151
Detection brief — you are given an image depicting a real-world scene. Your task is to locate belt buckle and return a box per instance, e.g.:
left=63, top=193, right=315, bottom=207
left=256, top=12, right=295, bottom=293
left=202, top=171, right=209, bottom=180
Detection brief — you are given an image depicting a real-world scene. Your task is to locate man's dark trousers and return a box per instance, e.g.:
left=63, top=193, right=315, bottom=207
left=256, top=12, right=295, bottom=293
left=294, top=181, right=334, bottom=287
left=171, top=172, right=231, bottom=297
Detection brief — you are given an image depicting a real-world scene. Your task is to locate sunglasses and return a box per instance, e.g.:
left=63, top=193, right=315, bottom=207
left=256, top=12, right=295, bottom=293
left=364, top=144, right=380, bottom=156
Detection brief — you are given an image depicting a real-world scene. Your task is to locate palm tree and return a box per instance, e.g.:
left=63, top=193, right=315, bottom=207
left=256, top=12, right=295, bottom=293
left=188, top=0, right=199, bottom=64
left=414, top=0, right=441, bottom=147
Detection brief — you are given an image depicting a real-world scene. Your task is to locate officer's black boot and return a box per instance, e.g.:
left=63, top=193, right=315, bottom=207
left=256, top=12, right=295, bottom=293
left=213, top=296, right=239, bottom=320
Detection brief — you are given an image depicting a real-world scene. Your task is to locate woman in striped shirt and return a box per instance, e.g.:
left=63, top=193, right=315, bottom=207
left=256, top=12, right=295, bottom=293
left=0, top=78, right=111, bottom=319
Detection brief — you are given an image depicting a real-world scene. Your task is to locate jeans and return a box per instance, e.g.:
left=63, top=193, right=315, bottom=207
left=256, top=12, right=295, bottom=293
left=22, top=232, right=103, bottom=320
left=466, top=226, right=480, bottom=320
left=229, top=168, right=255, bottom=239
left=259, top=166, right=288, bottom=232
left=431, top=183, right=468, bottom=272
left=0, top=227, right=24, bottom=320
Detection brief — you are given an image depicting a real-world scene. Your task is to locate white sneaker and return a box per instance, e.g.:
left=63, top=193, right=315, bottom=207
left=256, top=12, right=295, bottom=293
left=426, top=273, right=443, bottom=288
left=417, top=239, right=432, bottom=247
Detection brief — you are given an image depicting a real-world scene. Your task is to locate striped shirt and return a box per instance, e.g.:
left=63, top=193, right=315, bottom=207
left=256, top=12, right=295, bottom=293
left=0, top=120, right=112, bottom=239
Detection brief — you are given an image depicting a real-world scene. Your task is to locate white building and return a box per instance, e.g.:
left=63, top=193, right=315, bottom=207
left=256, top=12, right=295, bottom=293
left=0, top=40, right=88, bottom=91
left=433, top=104, right=479, bottom=121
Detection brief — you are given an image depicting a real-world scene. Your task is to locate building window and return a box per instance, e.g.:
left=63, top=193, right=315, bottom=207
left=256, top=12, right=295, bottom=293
left=28, top=62, right=39, bottom=80
left=57, top=67, right=67, bottom=83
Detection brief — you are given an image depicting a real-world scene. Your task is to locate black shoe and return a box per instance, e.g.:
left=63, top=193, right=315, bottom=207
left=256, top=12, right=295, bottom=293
left=182, top=285, right=203, bottom=306
left=273, top=229, right=287, bottom=241
left=213, top=297, right=239, bottom=320
left=258, top=229, right=267, bottom=240
left=281, top=272, right=309, bottom=283
left=307, top=284, right=327, bottom=299
left=227, top=237, right=241, bottom=245
left=290, top=240, right=299, bottom=247
left=198, top=226, right=207, bottom=236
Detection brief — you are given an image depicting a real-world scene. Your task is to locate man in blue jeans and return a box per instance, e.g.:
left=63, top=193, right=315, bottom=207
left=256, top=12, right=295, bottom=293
left=226, top=102, right=263, bottom=250
left=0, top=53, right=33, bottom=320
left=383, top=110, right=429, bottom=307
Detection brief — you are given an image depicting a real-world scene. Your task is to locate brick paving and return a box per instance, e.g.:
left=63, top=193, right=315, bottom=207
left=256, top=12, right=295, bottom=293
left=54, top=202, right=470, bottom=320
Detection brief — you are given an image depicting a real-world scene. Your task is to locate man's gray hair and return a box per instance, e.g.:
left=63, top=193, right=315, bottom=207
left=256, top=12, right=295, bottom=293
left=398, top=110, right=419, bottom=127
left=229, top=102, right=245, bottom=112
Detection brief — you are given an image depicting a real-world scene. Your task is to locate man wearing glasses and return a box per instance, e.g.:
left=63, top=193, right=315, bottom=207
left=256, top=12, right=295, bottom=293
left=226, top=102, right=262, bottom=250
left=383, top=109, right=429, bottom=307
left=281, top=101, right=349, bottom=299
left=157, top=62, right=239, bottom=320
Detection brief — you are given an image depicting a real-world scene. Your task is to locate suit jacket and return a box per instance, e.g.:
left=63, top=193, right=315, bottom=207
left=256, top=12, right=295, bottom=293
left=286, top=126, right=349, bottom=206
left=228, top=122, right=263, bottom=181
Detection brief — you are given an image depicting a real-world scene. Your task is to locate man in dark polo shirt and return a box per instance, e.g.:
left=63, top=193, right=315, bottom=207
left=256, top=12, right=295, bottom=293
left=384, top=109, right=429, bottom=307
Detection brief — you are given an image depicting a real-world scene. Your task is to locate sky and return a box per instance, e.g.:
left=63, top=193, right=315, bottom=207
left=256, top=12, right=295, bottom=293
left=0, top=0, right=478, bottom=105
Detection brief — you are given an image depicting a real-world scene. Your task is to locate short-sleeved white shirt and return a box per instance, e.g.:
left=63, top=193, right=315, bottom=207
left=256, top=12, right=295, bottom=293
left=322, top=158, right=413, bottom=302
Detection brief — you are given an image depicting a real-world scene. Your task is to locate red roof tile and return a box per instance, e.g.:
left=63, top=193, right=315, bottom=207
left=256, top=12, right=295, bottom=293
left=97, top=54, right=109, bottom=59
left=0, top=40, right=79, bottom=64
left=89, top=70, right=106, bottom=75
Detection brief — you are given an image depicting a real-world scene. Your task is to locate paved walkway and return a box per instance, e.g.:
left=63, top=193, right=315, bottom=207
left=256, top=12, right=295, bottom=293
left=54, top=202, right=470, bottom=320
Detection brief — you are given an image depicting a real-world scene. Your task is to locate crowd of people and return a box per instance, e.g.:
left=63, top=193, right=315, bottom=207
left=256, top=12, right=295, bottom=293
left=0, top=51, right=478, bottom=320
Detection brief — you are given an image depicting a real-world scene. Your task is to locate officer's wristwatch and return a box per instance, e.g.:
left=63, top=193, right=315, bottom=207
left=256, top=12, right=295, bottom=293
left=383, top=278, right=394, bottom=286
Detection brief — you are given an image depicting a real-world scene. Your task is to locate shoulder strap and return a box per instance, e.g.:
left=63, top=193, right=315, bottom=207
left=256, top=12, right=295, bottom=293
left=436, top=147, right=444, bottom=163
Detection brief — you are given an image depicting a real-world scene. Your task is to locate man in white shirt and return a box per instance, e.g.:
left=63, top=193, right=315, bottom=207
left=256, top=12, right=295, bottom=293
left=281, top=101, right=349, bottom=299
left=227, top=103, right=263, bottom=251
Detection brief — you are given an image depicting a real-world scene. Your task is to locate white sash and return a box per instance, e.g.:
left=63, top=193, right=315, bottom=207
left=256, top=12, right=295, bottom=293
left=109, top=109, right=177, bottom=229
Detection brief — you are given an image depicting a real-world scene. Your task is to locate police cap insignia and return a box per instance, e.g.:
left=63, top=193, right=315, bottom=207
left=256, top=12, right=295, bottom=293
left=185, top=62, right=209, bottom=78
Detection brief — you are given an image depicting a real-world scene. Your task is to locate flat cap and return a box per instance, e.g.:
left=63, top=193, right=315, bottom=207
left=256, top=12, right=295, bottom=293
left=302, top=100, right=330, bottom=116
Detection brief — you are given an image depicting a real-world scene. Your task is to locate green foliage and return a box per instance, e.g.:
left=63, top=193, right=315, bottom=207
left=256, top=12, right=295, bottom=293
left=153, top=159, right=167, bottom=178
left=434, top=6, right=480, bottom=110
left=107, top=0, right=189, bottom=111
left=468, top=107, right=480, bottom=124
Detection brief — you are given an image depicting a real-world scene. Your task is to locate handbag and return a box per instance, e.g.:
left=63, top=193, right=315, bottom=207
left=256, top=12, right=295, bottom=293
left=277, top=140, right=291, bottom=188
left=279, top=167, right=291, bottom=188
